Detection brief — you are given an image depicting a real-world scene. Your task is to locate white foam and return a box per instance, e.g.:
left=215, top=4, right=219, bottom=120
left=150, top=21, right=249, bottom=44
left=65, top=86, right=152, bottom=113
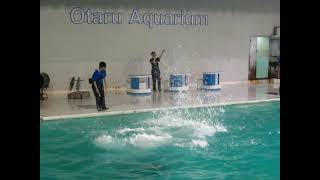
left=94, top=105, right=228, bottom=150
left=94, top=134, right=113, bottom=146
left=192, top=139, right=208, bottom=148
left=116, top=127, right=145, bottom=134
left=174, top=140, right=208, bottom=149
left=127, top=133, right=172, bottom=147
left=215, top=124, right=227, bottom=132
left=174, top=143, right=187, bottom=148
left=146, top=116, right=227, bottom=139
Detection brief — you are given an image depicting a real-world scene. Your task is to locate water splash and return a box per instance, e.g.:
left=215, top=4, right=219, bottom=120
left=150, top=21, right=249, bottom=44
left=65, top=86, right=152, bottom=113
left=94, top=101, right=227, bottom=150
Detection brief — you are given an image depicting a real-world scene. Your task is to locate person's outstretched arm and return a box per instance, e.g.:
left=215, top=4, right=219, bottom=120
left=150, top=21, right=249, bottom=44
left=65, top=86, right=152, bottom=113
left=158, top=49, right=165, bottom=60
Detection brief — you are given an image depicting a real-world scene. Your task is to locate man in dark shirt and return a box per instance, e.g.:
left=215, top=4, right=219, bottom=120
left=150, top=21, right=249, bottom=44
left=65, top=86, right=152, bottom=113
left=150, top=49, right=165, bottom=92
left=91, top=61, right=108, bottom=111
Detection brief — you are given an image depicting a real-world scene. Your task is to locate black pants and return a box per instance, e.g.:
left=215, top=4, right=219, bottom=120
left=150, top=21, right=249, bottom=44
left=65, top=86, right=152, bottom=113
left=152, top=70, right=161, bottom=91
left=92, top=85, right=106, bottom=109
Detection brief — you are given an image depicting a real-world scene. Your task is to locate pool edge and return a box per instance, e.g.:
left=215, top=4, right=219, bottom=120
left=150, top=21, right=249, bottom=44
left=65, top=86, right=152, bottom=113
left=41, top=98, right=280, bottom=122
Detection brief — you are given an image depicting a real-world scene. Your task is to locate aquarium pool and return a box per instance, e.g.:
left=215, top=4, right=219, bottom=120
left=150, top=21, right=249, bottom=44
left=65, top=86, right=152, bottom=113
left=40, top=100, right=280, bottom=179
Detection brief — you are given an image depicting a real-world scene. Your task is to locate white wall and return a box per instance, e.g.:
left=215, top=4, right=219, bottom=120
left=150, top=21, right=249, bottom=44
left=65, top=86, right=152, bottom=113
left=40, top=0, right=280, bottom=91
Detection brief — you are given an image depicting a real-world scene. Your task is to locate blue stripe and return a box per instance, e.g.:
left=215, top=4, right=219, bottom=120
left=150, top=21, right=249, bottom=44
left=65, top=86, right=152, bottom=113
left=131, top=78, right=140, bottom=89
left=203, top=73, right=215, bottom=85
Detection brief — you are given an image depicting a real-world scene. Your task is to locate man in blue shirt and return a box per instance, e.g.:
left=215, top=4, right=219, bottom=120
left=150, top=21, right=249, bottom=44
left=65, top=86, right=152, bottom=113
left=91, top=61, right=108, bottom=111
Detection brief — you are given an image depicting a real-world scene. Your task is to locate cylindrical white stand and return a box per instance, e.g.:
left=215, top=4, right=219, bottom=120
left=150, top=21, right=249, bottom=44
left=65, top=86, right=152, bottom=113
left=127, top=75, right=152, bottom=96
left=199, top=72, right=221, bottom=90
left=167, top=73, right=189, bottom=92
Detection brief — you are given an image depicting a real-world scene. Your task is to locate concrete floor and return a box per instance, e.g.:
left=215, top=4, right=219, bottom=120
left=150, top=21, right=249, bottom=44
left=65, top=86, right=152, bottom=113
left=40, top=82, right=280, bottom=121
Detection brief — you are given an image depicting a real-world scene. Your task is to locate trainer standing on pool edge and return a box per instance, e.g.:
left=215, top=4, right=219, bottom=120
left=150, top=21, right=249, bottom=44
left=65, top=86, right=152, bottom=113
left=150, top=49, right=165, bottom=92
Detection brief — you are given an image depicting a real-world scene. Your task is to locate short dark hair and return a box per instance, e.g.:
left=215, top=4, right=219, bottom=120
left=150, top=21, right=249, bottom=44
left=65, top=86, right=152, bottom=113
left=151, top=51, right=156, bottom=55
left=99, top=61, right=106, bottom=68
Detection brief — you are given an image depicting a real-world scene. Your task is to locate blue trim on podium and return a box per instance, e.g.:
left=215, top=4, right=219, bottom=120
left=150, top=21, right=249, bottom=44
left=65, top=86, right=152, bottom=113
left=203, top=73, right=216, bottom=86
left=131, top=78, right=140, bottom=89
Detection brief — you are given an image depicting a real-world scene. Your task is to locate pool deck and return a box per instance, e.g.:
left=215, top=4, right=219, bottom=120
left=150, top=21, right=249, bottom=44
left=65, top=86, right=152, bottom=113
left=40, top=81, right=280, bottom=121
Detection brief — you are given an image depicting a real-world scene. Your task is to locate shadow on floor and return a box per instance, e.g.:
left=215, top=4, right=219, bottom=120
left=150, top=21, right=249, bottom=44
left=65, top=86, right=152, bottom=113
left=77, top=105, right=97, bottom=109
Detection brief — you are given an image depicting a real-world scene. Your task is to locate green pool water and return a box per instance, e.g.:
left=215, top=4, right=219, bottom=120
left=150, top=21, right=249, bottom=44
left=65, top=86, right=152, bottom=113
left=40, top=101, right=280, bottom=180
